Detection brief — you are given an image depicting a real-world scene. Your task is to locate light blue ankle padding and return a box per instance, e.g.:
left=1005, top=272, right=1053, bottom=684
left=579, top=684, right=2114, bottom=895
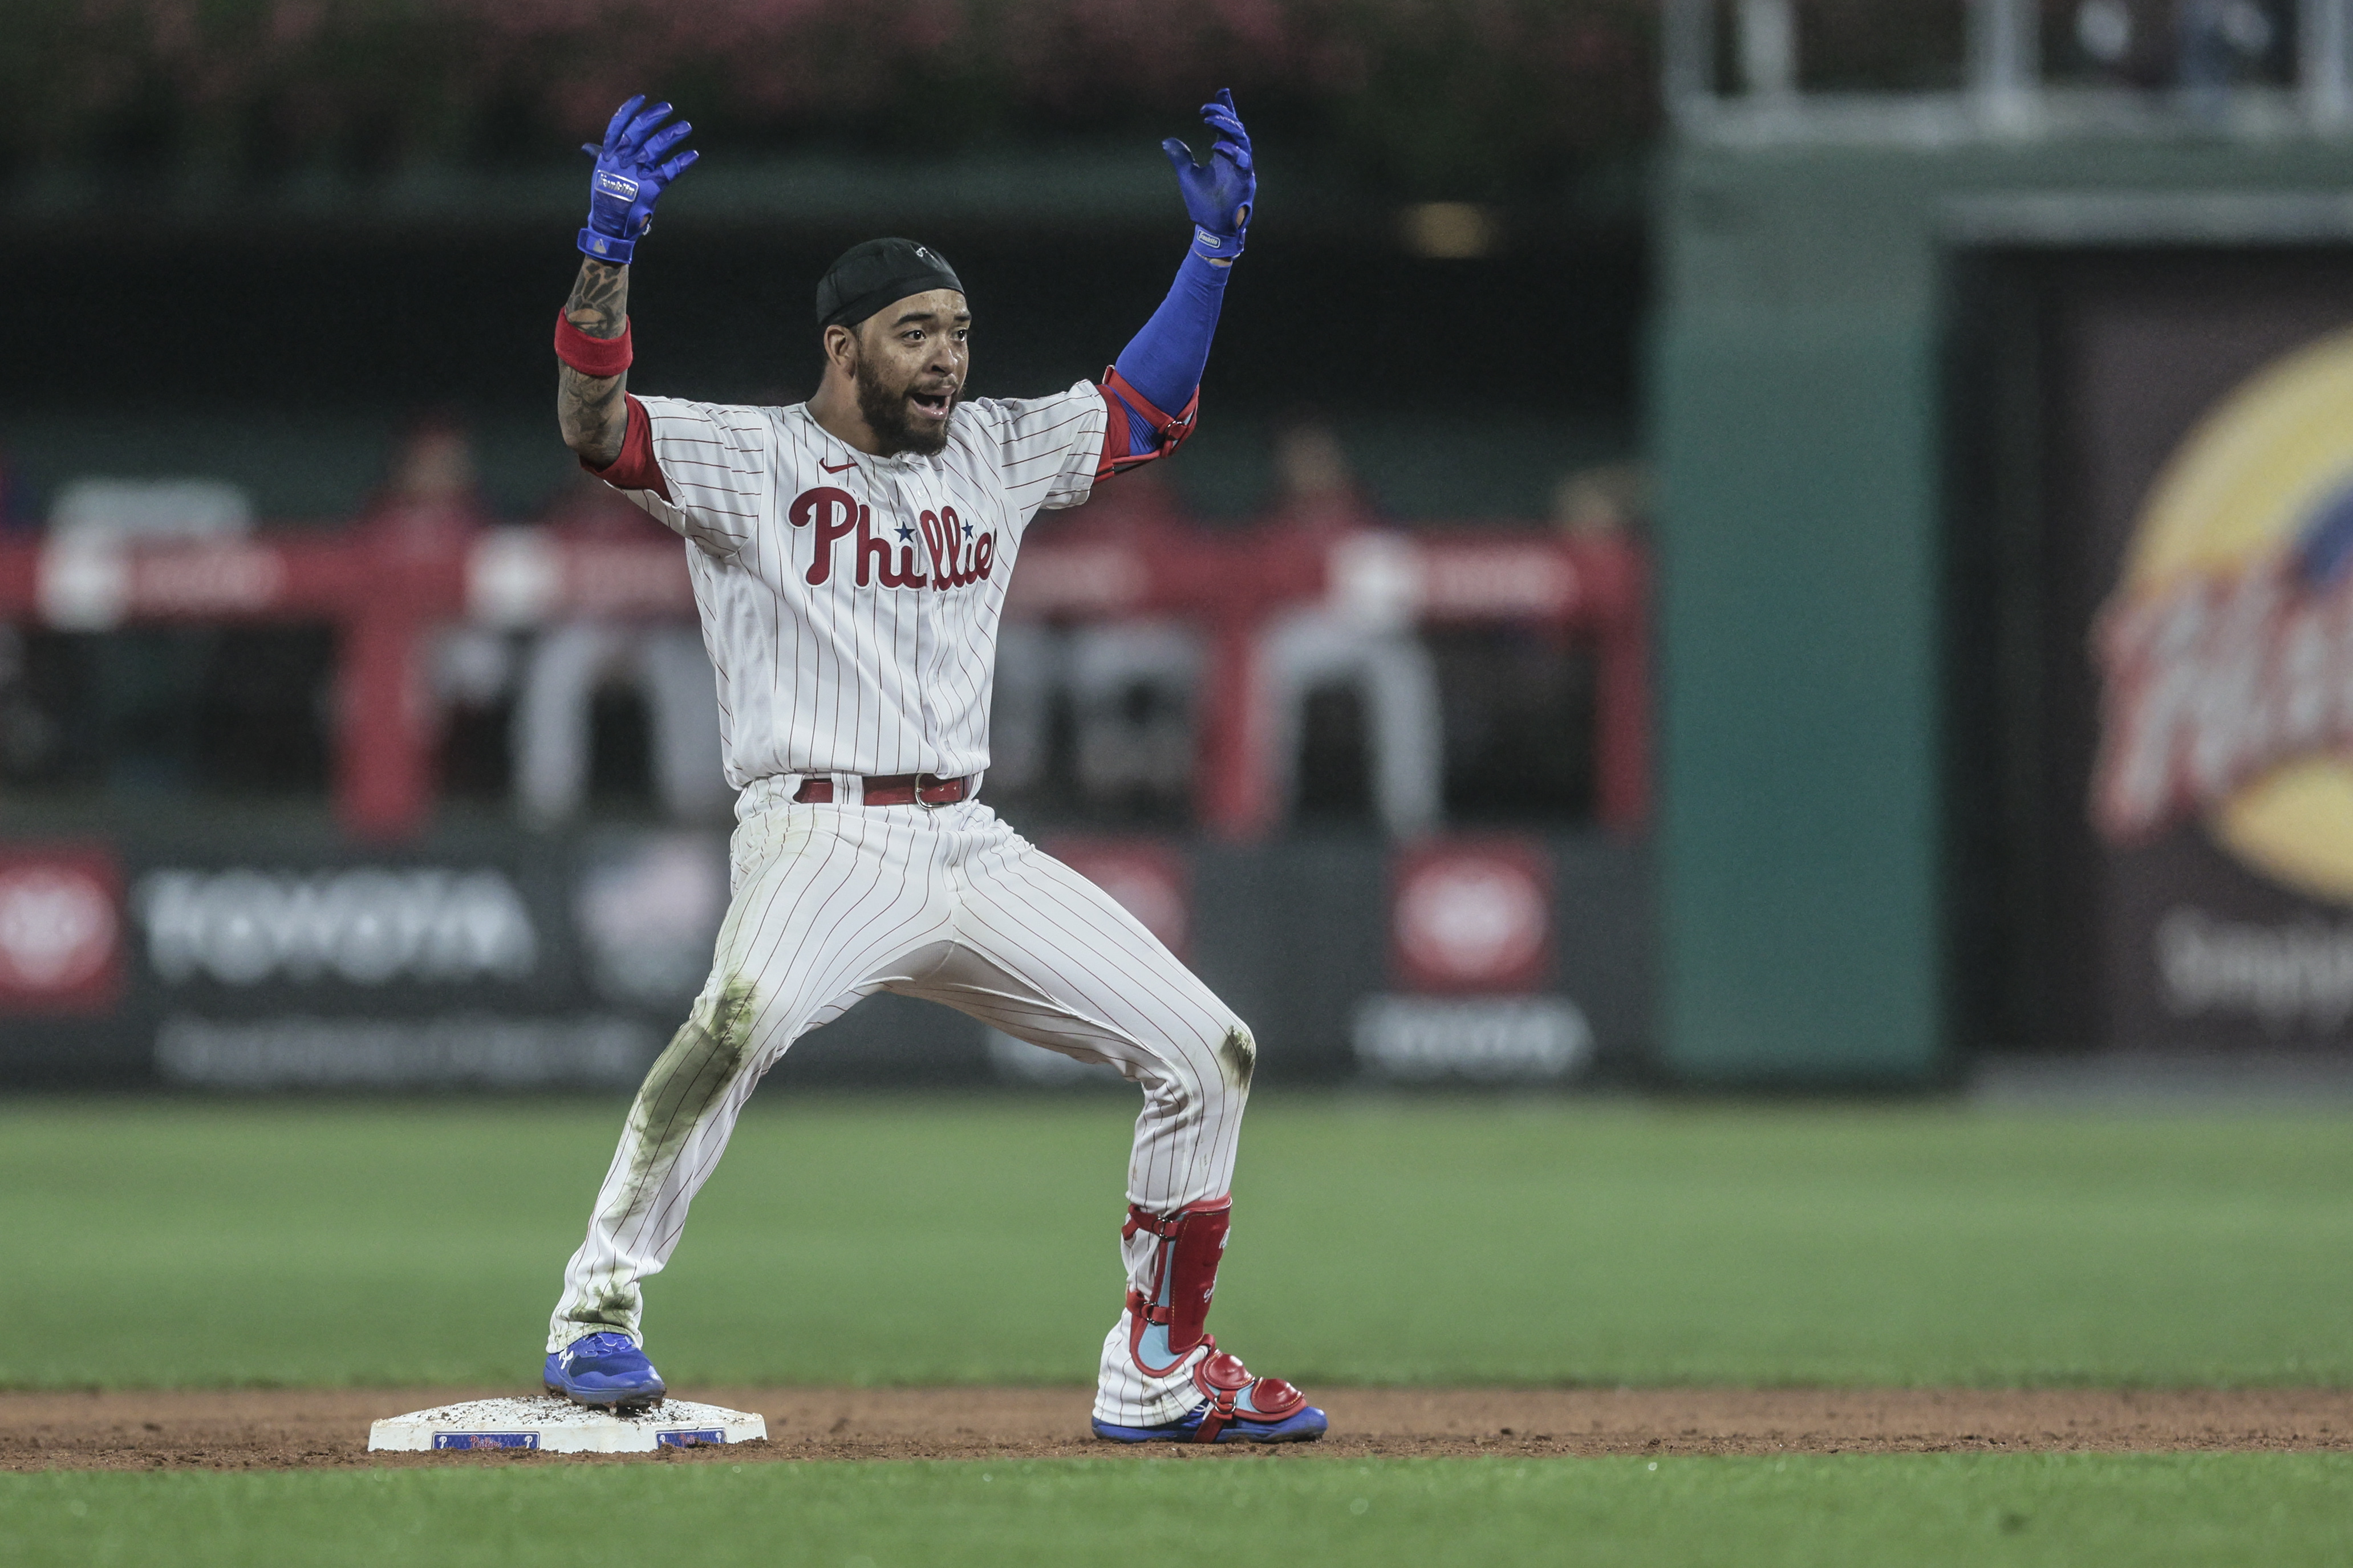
left=1133, top=1245, right=1191, bottom=1375
left=1135, top=1319, right=1181, bottom=1374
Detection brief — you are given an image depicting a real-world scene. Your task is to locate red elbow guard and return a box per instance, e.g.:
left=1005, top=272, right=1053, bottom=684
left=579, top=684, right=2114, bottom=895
left=1097, top=366, right=1201, bottom=480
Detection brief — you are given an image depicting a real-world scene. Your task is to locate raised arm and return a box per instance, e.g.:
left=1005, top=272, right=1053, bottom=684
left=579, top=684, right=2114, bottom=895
left=553, top=96, right=699, bottom=466
left=558, top=259, right=631, bottom=465
left=1100, top=90, right=1256, bottom=476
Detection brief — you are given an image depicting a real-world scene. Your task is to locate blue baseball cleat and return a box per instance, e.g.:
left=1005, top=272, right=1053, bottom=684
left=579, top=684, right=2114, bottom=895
left=543, top=1331, right=667, bottom=1411
left=1092, top=1346, right=1326, bottom=1444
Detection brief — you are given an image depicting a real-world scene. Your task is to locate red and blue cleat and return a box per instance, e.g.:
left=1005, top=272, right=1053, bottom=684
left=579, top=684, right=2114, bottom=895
left=543, top=1331, right=667, bottom=1411
left=1092, top=1343, right=1327, bottom=1444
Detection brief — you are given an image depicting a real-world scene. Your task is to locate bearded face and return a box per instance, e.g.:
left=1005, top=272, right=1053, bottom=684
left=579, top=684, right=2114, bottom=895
left=853, top=348, right=955, bottom=456
left=843, top=290, right=968, bottom=457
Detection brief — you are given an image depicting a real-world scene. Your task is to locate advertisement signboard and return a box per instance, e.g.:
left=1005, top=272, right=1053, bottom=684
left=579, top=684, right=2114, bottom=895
left=1353, top=836, right=1595, bottom=1084
left=0, top=844, right=124, bottom=1015
left=51, top=827, right=667, bottom=1090
left=0, top=826, right=1644, bottom=1089
left=2058, top=257, right=2353, bottom=1049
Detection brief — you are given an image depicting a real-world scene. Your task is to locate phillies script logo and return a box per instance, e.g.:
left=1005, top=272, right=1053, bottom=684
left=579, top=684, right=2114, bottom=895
left=789, top=486, right=995, bottom=592
left=2086, top=323, right=2353, bottom=905
left=2093, top=541, right=2353, bottom=840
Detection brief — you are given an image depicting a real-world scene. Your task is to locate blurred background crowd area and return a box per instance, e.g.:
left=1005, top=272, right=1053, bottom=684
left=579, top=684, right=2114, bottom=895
left=0, top=0, right=2307, bottom=837
left=0, top=0, right=1671, bottom=838
left=0, top=417, right=1642, bottom=836
left=14, top=0, right=2353, bottom=1092
left=0, top=0, right=2301, bottom=189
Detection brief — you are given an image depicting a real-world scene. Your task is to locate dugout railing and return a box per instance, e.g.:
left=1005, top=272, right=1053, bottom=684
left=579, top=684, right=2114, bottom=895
left=0, top=523, right=1647, bottom=840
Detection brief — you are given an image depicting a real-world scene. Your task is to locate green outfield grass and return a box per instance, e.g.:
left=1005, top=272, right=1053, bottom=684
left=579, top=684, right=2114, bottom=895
left=6, top=1454, right=2351, bottom=1567
left=7, top=1095, right=2352, bottom=1390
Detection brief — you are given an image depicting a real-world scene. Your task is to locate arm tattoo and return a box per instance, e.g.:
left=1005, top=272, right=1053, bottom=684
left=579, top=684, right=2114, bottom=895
left=558, top=258, right=630, bottom=466
left=565, top=258, right=629, bottom=339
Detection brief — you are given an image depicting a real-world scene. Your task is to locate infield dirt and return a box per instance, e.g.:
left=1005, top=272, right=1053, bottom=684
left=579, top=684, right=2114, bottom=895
left=4, top=1387, right=2350, bottom=1471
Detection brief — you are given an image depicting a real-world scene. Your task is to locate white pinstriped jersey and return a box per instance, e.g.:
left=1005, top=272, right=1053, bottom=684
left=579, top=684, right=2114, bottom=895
left=607, top=383, right=1108, bottom=789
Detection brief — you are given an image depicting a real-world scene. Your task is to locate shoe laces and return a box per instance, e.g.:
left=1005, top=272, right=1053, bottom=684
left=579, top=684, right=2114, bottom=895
left=569, top=1333, right=638, bottom=1358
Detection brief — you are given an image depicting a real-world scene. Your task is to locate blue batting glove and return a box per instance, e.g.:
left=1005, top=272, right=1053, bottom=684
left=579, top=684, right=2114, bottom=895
left=1161, top=88, right=1253, bottom=263
left=578, top=94, right=700, bottom=266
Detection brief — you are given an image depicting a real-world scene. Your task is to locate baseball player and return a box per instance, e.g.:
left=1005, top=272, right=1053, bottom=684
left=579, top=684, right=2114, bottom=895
left=538, top=91, right=1324, bottom=1444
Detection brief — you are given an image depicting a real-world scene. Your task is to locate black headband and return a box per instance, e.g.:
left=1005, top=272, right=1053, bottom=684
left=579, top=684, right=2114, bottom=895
left=816, top=237, right=965, bottom=331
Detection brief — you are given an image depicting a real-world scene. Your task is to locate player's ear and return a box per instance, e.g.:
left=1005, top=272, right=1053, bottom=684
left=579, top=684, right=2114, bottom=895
left=822, top=323, right=857, bottom=374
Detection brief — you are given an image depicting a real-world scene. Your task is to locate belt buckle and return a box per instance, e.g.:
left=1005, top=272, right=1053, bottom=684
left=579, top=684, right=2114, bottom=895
left=915, top=773, right=938, bottom=812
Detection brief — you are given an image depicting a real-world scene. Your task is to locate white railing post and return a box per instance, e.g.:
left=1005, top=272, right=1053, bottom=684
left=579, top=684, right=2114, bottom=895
left=1738, top=0, right=1798, bottom=100
left=1662, top=0, right=1719, bottom=124
left=1969, top=0, right=2040, bottom=131
left=2304, top=0, right=2353, bottom=131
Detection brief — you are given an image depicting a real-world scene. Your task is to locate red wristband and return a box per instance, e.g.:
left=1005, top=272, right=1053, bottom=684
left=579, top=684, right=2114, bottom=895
left=554, top=308, right=632, bottom=377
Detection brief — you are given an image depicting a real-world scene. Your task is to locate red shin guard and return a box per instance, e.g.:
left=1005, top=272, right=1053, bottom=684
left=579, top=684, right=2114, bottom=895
left=1122, top=1196, right=1231, bottom=1378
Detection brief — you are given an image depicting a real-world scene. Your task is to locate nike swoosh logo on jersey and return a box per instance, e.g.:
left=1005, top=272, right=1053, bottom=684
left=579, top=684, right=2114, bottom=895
left=821, top=458, right=857, bottom=473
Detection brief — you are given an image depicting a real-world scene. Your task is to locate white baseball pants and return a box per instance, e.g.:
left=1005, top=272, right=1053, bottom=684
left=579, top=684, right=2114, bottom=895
left=548, top=782, right=1255, bottom=1428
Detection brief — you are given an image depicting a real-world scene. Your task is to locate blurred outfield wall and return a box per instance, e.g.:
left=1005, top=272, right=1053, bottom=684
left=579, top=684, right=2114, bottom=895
left=1654, top=119, right=2353, bottom=1083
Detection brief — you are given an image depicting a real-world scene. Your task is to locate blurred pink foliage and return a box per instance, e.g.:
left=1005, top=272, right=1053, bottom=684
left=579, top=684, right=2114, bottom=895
left=7, top=0, right=1657, bottom=192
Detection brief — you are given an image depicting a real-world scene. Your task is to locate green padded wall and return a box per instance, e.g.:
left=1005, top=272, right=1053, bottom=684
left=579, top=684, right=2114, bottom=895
left=1650, top=129, right=2353, bottom=1084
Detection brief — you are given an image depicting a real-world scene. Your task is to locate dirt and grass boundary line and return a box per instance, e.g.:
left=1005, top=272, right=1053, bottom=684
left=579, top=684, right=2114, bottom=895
left=6, top=1387, right=2350, bottom=1471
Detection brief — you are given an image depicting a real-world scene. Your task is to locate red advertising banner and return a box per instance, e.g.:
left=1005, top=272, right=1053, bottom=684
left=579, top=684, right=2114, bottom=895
left=0, top=843, right=125, bottom=1015
left=1389, top=837, right=1553, bottom=994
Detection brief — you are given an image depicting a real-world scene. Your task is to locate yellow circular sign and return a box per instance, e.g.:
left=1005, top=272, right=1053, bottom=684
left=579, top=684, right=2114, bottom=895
left=2101, top=324, right=2353, bottom=902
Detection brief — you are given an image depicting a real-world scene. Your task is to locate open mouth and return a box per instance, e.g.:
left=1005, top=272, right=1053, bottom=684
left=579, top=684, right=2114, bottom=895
left=909, top=388, right=955, bottom=422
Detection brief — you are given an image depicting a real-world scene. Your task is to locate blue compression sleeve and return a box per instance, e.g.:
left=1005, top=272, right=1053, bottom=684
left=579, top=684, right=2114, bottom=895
left=1111, top=248, right=1232, bottom=436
